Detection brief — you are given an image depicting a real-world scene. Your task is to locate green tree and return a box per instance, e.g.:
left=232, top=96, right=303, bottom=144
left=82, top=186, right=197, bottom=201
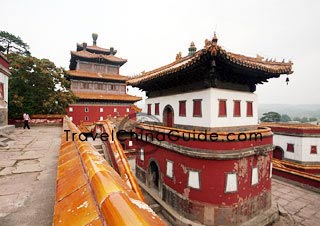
left=301, top=117, right=309, bottom=123
left=309, top=117, right=318, bottom=122
left=0, top=31, right=30, bottom=55
left=280, top=114, right=291, bottom=122
left=293, top=117, right=301, bottom=122
left=260, top=112, right=281, bottom=122
left=7, top=53, right=77, bottom=118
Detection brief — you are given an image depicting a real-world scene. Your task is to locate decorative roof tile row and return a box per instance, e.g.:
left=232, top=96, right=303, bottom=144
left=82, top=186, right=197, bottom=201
left=53, top=117, right=165, bottom=225
left=127, top=35, right=293, bottom=86
left=71, top=50, right=127, bottom=64
left=74, top=92, right=142, bottom=102
left=77, top=43, right=113, bottom=53
left=68, top=70, right=128, bottom=81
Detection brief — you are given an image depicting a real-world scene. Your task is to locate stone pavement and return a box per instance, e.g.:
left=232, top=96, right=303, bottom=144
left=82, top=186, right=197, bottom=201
left=0, top=126, right=61, bottom=226
left=272, top=178, right=320, bottom=226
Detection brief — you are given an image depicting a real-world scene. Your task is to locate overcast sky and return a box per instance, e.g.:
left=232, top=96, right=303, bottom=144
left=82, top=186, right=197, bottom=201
left=1, top=0, right=319, bottom=105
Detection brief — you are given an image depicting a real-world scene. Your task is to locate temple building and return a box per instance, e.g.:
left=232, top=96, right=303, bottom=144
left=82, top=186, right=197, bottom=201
left=270, top=123, right=320, bottom=167
left=0, top=52, right=10, bottom=127
left=127, top=34, right=293, bottom=225
left=66, top=33, right=141, bottom=125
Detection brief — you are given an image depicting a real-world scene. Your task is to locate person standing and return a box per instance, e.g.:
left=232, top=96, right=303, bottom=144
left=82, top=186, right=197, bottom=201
left=23, top=112, right=30, bottom=129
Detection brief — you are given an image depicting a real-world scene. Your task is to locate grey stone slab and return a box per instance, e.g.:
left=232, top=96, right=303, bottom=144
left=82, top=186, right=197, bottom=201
left=0, top=167, right=15, bottom=176
left=0, top=160, right=16, bottom=167
left=0, top=172, right=39, bottom=194
left=11, top=151, right=44, bottom=160
left=12, top=163, right=42, bottom=174
left=297, top=206, right=317, bottom=219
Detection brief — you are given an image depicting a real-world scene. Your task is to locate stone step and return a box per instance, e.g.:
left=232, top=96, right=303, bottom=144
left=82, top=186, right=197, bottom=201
left=0, top=137, right=10, bottom=143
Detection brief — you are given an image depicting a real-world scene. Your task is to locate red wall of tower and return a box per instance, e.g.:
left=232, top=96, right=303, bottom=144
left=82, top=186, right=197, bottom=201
left=135, top=139, right=272, bottom=206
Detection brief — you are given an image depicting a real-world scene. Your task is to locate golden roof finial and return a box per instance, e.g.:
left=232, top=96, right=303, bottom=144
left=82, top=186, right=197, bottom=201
left=212, top=32, right=218, bottom=45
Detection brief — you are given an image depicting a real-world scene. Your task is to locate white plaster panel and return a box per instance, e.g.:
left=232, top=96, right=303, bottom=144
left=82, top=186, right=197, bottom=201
left=209, top=88, right=258, bottom=127
left=188, top=170, right=200, bottom=189
left=251, top=167, right=259, bottom=185
left=140, top=148, right=144, bottom=161
left=144, top=88, right=258, bottom=128
left=226, top=173, right=238, bottom=192
left=166, top=161, right=173, bottom=178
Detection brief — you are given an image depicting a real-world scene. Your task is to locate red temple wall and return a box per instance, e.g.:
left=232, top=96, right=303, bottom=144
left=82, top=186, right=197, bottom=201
left=67, top=104, right=135, bottom=125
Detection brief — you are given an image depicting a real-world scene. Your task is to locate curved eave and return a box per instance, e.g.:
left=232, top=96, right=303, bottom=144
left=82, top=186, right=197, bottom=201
left=216, top=47, right=293, bottom=76
left=68, top=70, right=128, bottom=82
left=128, top=43, right=293, bottom=88
left=70, top=51, right=127, bottom=66
left=127, top=50, right=209, bottom=87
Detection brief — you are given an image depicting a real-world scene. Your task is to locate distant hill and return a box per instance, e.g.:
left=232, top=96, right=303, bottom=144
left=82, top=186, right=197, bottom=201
left=258, top=104, right=320, bottom=119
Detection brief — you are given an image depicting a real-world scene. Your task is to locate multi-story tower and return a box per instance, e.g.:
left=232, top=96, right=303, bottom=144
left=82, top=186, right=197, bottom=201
left=67, top=33, right=141, bottom=125
left=127, top=34, right=293, bottom=225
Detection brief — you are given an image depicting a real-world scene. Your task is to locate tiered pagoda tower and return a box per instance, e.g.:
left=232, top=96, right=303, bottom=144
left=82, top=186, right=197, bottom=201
left=127, top=34, right=293, bottom=225
left=67, top=33, right=141, bottom=125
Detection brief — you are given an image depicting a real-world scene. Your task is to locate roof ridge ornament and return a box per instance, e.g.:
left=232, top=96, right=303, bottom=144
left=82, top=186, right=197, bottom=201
left=212, top=32, right=218, bottom=45
left=256, top=54, right=264, bottom=61
left=204, top=39, right=211, bottom=49
left=92, top=33, right=98, bottom=46
left=188, top=42, right=197, bottom=56
left=176, top=52, right=182, bottom=61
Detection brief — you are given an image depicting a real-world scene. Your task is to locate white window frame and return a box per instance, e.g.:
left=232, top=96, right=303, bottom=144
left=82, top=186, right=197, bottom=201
left=99, top=116, right=103, bottom=120
left=251, top=166, right=259, bottom=186
left=126, top=108, right=130, bottom=113
left=114, top=108, right=117, bottom=113
left=140, top=148, right=144, bottom=161
left=69, top=107, right=73, bottom=112
left=85, top=107, right=89, bottom=112
left=85, top=116, right=89, bottom=121
left=70, top=116, right=73, bottom=121
left=100, top=107, right=103, bottom=112
left=225, top=173, right=238, bottom=193
left=166, top=160, right=173, bottom=178
left=129, top=140, right=133, bottom=147
left=187, top=170, right=200, bottom=189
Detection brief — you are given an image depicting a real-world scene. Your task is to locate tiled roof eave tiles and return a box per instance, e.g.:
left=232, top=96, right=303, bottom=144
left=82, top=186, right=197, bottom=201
left=127, top=38, right=293, bottom=86
left=71, top=50, right=127, bottom=64
left=74, top=92, right=142, bottom=102
left=68, top=70, right=128, bottom=81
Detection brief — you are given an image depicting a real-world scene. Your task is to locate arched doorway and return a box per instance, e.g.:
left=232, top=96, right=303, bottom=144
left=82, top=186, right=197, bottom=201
left=147, top=161, right=160, bottom=190
left=163, top=105, right=174, bottom=127
left=273, top=146, right=284, bottom=160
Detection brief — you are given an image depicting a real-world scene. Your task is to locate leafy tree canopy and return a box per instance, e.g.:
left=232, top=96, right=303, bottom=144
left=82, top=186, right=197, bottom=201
left=280, top=114, right=291, bottom=122
left=260, top=111, right=281, bottom=122
left=7, top=53, right=77, bottom=118
left=0, top=31, right=30, bottom=55
left=293, top=117, right=301, bottom=122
